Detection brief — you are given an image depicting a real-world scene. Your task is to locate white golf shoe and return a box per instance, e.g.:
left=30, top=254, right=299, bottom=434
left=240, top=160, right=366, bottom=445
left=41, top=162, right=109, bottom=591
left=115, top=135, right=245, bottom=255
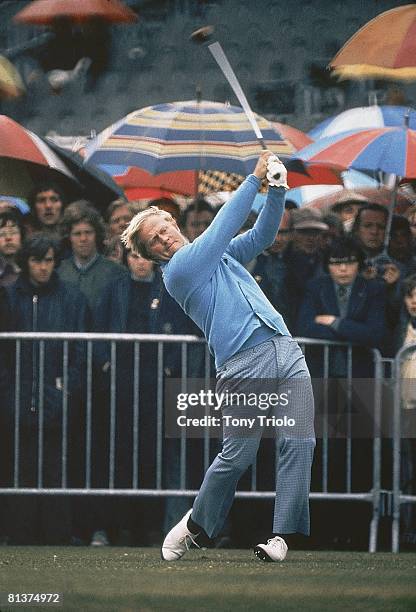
left=161, top=509, right=200, bottom=561
left=254, top=536, right=288, bottom=562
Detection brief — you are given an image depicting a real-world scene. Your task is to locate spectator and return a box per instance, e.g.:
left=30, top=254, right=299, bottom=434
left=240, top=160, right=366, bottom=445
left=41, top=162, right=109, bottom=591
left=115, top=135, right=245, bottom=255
left=297, top=236, right=386, bottom=377
left=330, top=193, right=368, bottom=233
left=392, top=275, right=416, bottom=547
left=1, top=235, right=90, bottom=544
left=388, top=215, right=416, bottom=278
left=252, top=209, right=291, bottom=322
left=25, top=182, right=67, bottom=238
left=404, top=204, right=416, bottom=245
left=283, top=208, right=328, bottom=332
left=297, top=237, right=386, bottom=545
left=105, top=199, right=137, bottom=238
left=351, top=203, right=388, bottom=267
left=321, top=211, right=344, bottom=252
left=0, top=211, right=25, bottom=287
left=92, top=249, right=196, bottom=545
left=148, top=198, right=181, bottom=223
left=58, top=201, right=128, bottom=310
left=182, top=198, right=215, bottom=242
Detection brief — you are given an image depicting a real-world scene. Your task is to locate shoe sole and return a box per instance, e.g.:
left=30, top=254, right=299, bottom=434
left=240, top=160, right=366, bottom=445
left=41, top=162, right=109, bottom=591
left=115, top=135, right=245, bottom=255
left=253, top=545, right=274, bottom=562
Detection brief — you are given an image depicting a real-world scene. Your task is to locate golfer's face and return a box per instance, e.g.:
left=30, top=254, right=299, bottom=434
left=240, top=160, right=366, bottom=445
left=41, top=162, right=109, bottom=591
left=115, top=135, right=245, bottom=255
left=139, top=215, right=186, bottom=261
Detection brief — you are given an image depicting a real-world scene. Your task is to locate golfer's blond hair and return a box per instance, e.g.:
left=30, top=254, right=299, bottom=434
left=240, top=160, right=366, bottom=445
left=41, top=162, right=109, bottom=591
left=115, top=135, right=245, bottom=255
left=121, top=206, right=174, bottom=260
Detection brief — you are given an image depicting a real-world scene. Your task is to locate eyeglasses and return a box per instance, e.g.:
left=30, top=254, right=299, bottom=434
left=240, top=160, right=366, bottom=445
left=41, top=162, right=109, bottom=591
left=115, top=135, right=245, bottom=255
left=0, top=228, right=20, bottom=238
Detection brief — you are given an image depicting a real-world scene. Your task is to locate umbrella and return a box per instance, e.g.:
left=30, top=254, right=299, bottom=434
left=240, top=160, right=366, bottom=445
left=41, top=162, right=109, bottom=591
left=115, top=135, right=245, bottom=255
left=0, top=55, right=25, bottom=99
left=0, top=114, right=82, bottom=199
left=45, top=138, right=124, bottom=207
left=14, top=0, right=137, bottom=25
left=296, top=124, right=416, bottom=251
left=309, top=106, right=416, bottom=140
left=272, top=122, right=313, bottom=150
left=295, top=127, right=416, bottom=178
left=329, top=5, right=416, bottom=80
left=286, top=169, right=379, bottom=208
left=84, top=100, right=295, bottom=176
left=307, top=187, right=413, bottom=215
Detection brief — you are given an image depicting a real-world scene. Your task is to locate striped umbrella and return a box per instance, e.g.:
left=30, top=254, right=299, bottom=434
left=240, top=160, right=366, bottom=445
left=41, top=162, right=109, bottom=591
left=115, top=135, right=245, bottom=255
left=295, top=126, right=416, bottom=178
left=309, top=106, right=416, bottom=140
left=85, top=100, right=294, bottom=176
left=330, top=5, right=416, bottom=80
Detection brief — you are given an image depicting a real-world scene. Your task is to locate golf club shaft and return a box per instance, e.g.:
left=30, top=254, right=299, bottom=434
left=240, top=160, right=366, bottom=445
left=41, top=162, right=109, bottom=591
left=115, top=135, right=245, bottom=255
left=208, top=42, right=267, bottom=150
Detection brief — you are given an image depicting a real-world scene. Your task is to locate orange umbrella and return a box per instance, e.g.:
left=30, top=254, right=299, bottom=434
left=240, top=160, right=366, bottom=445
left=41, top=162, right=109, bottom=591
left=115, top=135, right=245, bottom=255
left=330, top=4, right=416, bottom=80
left=0, top=55, right=25, bottom=99
left=14, top=0, right=137, bottom=25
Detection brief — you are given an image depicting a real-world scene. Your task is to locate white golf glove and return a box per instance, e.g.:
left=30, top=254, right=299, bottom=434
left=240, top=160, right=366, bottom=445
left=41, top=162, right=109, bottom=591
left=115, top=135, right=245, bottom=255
left=266, top=155, right=289, bottom=189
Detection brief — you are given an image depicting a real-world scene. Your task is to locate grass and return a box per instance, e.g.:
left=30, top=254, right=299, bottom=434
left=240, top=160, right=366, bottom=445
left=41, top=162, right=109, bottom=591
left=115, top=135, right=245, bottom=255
left=0, top=548, right=415, bottom=611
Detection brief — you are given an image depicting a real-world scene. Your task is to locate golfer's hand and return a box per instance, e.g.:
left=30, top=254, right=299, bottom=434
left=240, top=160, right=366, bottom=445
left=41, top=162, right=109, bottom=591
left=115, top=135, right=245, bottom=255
left=267, top=155, right=289, bottom=189
left=253, top=150, right=274, bottom=179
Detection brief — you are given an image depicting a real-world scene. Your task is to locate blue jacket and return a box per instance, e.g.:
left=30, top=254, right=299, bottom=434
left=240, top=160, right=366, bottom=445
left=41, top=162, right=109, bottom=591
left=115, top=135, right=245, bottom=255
left=297, top=274, right=386, bottom=377
left=161, top=175, right=290, bottom=368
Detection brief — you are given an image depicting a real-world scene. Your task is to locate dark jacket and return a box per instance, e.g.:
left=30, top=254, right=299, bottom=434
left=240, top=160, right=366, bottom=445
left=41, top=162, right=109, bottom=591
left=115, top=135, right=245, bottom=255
left=2, top=272, right=90, bottom=426
left=93, top=270, right=198, bottom=377
left=297, top=274, right=386, bottom=377
left=58, top=253, right=128, bottom=310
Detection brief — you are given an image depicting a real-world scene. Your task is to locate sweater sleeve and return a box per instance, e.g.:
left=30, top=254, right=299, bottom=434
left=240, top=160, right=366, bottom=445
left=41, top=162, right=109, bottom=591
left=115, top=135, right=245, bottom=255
left=225, top=186, right=285, bottom=265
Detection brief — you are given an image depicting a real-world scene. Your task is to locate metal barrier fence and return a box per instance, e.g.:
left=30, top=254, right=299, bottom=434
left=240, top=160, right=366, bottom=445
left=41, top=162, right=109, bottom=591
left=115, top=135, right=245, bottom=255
left=0, top=332, right=385, bottom=551
left=392, top=342, right=416, bottom=553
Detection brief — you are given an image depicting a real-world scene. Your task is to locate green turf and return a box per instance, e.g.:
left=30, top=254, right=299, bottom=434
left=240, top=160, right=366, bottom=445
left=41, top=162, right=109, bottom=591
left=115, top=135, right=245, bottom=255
left=0, top=548, right=415, bottom=611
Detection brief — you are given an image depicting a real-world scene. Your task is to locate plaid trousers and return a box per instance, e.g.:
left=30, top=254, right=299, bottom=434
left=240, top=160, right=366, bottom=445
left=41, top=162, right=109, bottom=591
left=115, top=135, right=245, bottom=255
left=192, top=335, right=315, bottom=537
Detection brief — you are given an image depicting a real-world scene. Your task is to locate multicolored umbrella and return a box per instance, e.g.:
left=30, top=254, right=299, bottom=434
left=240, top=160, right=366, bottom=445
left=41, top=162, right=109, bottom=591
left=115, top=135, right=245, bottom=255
left=295, top=127, right=416, bottom=178
left=330, top=5, right=416, bottom=80
left=0, top=115, right=80, bottom=198
left=85, top=100, right=294, bottom=176
left=309, top=105, right=416, bottom=140
left=0, top=55, right=25, bottom=99
left=14, top=0, right=137, bottom=25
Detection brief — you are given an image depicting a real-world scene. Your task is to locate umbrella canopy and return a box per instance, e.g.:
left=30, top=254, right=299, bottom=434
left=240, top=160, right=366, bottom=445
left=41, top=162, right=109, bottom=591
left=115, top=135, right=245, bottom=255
left=14, top=0, right=137, bottom=25
left=0, top=115, right=82, bottom=199
left=272, top=122, right=313, bottom=150
left=309, top=105, right=416, bottom=140
left=295, top=127, right=416, bottom=178
left=85, top=100, right=294, bottom=176
left=45, top=139, right=124, bottom=207
left=0, top=55, right=25, bottom=99
left=330, top=5, right=416, bottom=80
left=307, top=186, right=413, bottom=215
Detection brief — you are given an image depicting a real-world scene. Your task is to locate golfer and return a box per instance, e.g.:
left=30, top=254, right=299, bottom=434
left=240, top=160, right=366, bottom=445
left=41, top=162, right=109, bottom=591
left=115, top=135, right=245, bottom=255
left=122, top=151, right=315, bottom=562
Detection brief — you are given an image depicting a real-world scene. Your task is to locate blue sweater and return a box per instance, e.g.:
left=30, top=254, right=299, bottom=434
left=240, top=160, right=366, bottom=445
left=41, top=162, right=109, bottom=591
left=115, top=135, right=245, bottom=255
left=161, top=175, right=290, bottom=368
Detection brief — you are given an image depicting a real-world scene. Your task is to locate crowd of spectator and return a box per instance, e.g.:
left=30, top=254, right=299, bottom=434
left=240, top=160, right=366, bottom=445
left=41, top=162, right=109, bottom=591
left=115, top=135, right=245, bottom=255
left=0, top=180, right=415, bottom=549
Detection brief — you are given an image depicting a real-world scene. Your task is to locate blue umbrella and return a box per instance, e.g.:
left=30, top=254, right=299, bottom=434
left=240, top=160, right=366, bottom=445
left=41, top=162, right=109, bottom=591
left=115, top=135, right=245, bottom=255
left=309, top=105, right=416, bottom=140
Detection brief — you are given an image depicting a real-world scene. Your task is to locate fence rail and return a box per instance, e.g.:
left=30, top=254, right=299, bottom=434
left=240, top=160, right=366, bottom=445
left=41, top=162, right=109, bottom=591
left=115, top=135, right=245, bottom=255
left=0, top=332, right=407, bottom=552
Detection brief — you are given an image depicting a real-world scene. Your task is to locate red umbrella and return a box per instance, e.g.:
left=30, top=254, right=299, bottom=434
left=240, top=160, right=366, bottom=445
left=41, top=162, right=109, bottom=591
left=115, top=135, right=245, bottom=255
left=14, top=0, right=137, bottom=25
left=0, top=115, right=80, bottom=198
